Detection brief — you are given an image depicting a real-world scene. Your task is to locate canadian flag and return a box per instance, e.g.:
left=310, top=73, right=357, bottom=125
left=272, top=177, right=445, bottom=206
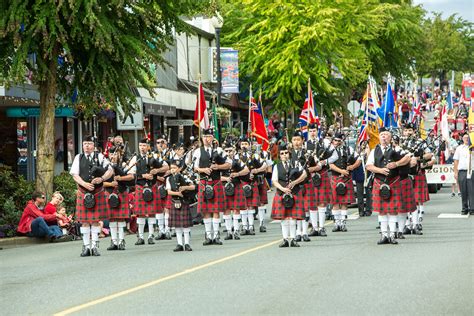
left=193, top=82, right=209, bottom=129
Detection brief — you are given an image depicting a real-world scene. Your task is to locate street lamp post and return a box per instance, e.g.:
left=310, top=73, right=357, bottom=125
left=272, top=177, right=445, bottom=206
left=212, top=12, right=224, bottom=141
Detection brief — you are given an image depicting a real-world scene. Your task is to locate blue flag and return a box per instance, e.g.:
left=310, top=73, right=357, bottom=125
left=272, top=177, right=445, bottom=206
left=377, top=82, right=397, bottom=128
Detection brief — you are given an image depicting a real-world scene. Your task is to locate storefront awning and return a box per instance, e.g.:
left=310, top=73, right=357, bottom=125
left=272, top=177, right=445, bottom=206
left=136, top=88, right=176, bottom=117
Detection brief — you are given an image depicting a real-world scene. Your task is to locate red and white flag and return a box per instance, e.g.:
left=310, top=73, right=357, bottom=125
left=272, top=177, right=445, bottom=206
left=193, top=82, right=209, bottom=130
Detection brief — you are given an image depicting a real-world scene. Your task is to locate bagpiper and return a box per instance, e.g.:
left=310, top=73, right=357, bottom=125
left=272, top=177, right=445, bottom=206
left=366, top=127, right=410, bottom=245
left=305, top=124, right=334, bottom=237
left=70, top=135, right=113, bottom=257
left=153, top=135, right=172, bottom=240
left=328, top=132, right=361, bottom=232
left=193, top=128, right=231, bottom=245
left=271, top=143, right=307, bottom=247
left=166, top=158, right=197, bottom=252
left=104, top=146, right=135, bottom=251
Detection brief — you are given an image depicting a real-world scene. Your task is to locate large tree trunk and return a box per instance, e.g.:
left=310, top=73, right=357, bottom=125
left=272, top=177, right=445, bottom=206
left=36, top=46, right=58, bottom=199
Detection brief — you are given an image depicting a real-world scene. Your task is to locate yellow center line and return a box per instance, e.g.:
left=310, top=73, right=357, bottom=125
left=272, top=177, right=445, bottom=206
left=54, top=212, right=354, bottom=315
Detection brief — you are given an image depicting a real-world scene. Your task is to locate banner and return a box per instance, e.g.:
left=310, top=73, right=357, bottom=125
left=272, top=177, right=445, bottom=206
left=220, top=50, right=239, bottom=94
left=425, top=164, right=455, bottom=184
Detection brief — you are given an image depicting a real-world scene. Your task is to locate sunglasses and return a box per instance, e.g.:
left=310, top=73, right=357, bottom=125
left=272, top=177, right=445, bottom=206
left=41, top=196, right=45, bottom=199
left=280, top=151, right=289, bottom=155
left=333, top=139, right=342, bottom=142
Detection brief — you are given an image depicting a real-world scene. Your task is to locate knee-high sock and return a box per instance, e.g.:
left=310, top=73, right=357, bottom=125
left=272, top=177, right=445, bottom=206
left=240, top=210, right=248, bottom=230
left=296, top=220, right=302, bottom=236
left=379, top=215, right=388, bottom=237
left=289, top=219, right=297, bottom=239
left=281, top=220, right=289, bottom=239
left=332, top=209, right=341, bottom=226
left=91, top=225, right=101, bottom=248
left=318, top=207, right=326, bottom=229
left=203, top=218, right=212, bottom=239
left=175, top=227, right=183, bottom=246
left=164, top=213, right=170, bottom=233
left=412, top=209, right=419, bottom=227
left=405, top=213, right=411, bottom=228
left=80, top=224, right=91, bottom=247
left=109, top=221, right=118, bottom=245
left=397, top=214, right=406, bottom=233
left=258, top=206, right=266, bottom=225
left=233, top=214, right=241, bottom=233
left=137, top=217, right=146, bottom=239
left=212, top=218, right=220, bottom=239
left=341, top=210, right=348, bottom=227
left=156, top=213, right=164, bottom=233
left=248, top=209, right=255, bottom=228
left=147, top=217, right=156, bottom=238
left=183, top=228, right=191, bottom=245
left=223, top=215, right=232, bottom=233
left=302, top=213, right=309, bottom=235
left=117, top=221, right=126, bottom=241
left=309, top=210, right=318, bottom=230
left=418, top=205, right=425, bottom=223
left=388, top=215, right=397, bottom=238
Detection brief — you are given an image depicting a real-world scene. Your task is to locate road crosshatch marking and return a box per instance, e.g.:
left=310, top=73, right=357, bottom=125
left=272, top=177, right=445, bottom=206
left=54, top=214, right=349, bottom=315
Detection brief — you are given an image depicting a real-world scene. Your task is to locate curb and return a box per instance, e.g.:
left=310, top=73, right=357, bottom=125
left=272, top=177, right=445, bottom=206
left=0, top=236, right=47, bottom=249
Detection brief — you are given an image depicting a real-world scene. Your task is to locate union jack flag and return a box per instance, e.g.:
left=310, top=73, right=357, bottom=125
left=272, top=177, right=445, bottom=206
left=298, top=81, right=320, bottom=138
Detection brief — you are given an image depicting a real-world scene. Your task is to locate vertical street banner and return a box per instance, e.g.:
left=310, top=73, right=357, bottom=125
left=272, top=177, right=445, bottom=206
left=220, top=50, right=239, bottom=94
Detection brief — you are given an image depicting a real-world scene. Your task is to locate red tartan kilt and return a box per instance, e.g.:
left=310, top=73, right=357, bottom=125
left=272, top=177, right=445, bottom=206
left=413, top=171, right=430, bottom=203
left=76, top=188, right=108, bottom=223
left=400, top=177, right=416, bottom=213
left=135, top=185, right=157, bottom=217
left=303, top=181, right=317, bottom=209
left=225, top=182, right=246, bottom=210
left=330, top=175, right=355, bottom=205
left=271, top=190, right=305, bottom=220
left=258, top=183, right=268, bottom=205
left=198, top=180, right=226, bottom=214
left=164, top=195, right=172, bottom=211
left=169, top=202, right=193, bottom=228
left=372, top=178, right=402, bottom=215
left=105, top=190, right=130, bottom=220
left=244, top=182, right=261, bottom=208
left=313, top=170, right=332, bottom=205
left=153, top=182, right=165, bottom=213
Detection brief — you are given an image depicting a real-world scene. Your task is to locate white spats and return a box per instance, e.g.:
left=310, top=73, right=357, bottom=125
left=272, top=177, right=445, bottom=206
left=175, top=227, right=184, bottom=246
left=80, top=225, right=91, bottom=247
left=318, top=207, right=326, bottom=228
left=91, top=225, right=101, bottom=248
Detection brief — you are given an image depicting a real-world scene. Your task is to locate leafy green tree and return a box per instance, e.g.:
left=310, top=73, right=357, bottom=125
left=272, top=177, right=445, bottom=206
left=220, top=0, right=424, bottom=116
left=416, top=13, right=473, bottom=82
left=0, top=0, right=207, bottom=197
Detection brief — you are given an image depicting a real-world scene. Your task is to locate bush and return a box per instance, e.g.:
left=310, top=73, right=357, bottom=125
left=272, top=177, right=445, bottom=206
left=0, top=169, right=77, bottom=238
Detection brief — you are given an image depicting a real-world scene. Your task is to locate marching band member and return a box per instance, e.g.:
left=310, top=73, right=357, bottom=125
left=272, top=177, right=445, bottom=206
left=222, top=143, right=248, bottom=240
left=193, top=128, right=231, bottom=245
left=329, top=132, right=361, bottom=232
left=104, top=147, right=135, bottom=251
left=132, top=139, right=159, bottom=245
left=150, top=144, right=171, bottom=241
left=305, top=124, right=334, bottom=237
left=166, top=158, right=196, bottom=252
left=290, top=130, right=311, bottom=242
left=271, top=143, right=307, bottom=248
left=366, top=128, right=410, bottom=245
left=70, top=135, right=113, bottom=257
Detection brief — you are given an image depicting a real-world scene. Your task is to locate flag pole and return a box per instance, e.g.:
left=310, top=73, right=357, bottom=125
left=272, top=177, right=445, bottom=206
left=198, top=74, right=202, bottom=145
left=248, top=84, right=252, bottom=138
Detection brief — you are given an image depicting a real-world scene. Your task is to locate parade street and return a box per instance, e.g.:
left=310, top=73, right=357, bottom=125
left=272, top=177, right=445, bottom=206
left=1, top=187, right=472, bottom=316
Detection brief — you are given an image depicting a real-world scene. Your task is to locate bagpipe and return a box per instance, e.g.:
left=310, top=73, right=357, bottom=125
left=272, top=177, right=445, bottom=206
left=201, top=143, right=228, bottom=200
left=281, top=158, right=307, bottom=209
left=305, top=140, right=334, bottom=187
left=169, top=173, right=196, bottom=209
left=84, top=135, right=108, bottom=209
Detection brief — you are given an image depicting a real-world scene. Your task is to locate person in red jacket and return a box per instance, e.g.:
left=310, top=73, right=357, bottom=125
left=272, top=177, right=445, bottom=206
left=17, top=191, right=70, bottom=242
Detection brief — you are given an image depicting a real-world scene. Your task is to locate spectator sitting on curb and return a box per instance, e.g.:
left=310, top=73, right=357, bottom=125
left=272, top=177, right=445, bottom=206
left=17, top=191, right=72, bottom=242
left=44, top=191, right=64, bottom=215
left=57, top=205, right=73, bottom=235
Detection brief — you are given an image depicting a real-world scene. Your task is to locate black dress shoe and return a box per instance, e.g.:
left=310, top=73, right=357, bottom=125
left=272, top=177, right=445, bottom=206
left=332, top=226, right=340, bottom=232
left=80, top=246, right=91, bottom=257
left=279, top=239, right=289, bottom=248
left=203, top=238, right=213, bottom=246
left=171, top=231, right=177, bottom=237
left=397, top=232, right=405, bottom=239
left=118, top=240, right=126, bottom=250
left=213, top=237, right=223, bottom=245
left=91, top=247, right=101, bottom=256
left=53, top=235, right=74, bottom=243
left=309, top=230, right=319, bottom=237
left=295, top=235, right=302, bottom=242
left=107, top=242, right=118, bottom=251
left=302, top=234, right=311, bottom=242
left=148, top=236, right=155, bottom=245
left=135, top=238, right=145, bottom=245
left=417, top=224, right=423, bottom=231
left=389, top=236, right=398, bottom=245
left=154, top=233, right=162, bottom=240
left=341, top=226, right=348, bottom=232
left=173, top=244, right=184, bottom=252
left=290, top=239, right=300, bottom=247
left=165, top=232, right=172, bottom=240
left=184, top=244, right=192, bottom=251
left=248, top=226, right=256, bottom=235
left=377, top=236, right=389, bottom=245
left=413, top=228, right=423, bottom=235
left=403, top=227, right=412, bottom=235
left=224, top=232, right=233, bottom=240
left=244, top=229, right=250, bottom=236
left=319, top=228, right=327, bottom=237
left=259, top=225, right=267, bottom=233
left=233, top=233, right=241, bottom=240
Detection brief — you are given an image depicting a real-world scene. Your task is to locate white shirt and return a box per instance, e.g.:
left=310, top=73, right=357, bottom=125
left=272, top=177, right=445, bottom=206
left=366, top=145, right=402, bottom=166
left=328, top=145, right=360, bottom=165
left=70, top=152, right=111, bottom=176
left=192, top=146, right=231, bottom=169
left=453, top=144, right=474, bottom=171
left=271, top=160, right=304, bottom=183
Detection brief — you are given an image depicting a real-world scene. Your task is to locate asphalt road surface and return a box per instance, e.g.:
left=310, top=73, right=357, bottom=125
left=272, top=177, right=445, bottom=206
left=1, top=187, right=472, bottom=315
